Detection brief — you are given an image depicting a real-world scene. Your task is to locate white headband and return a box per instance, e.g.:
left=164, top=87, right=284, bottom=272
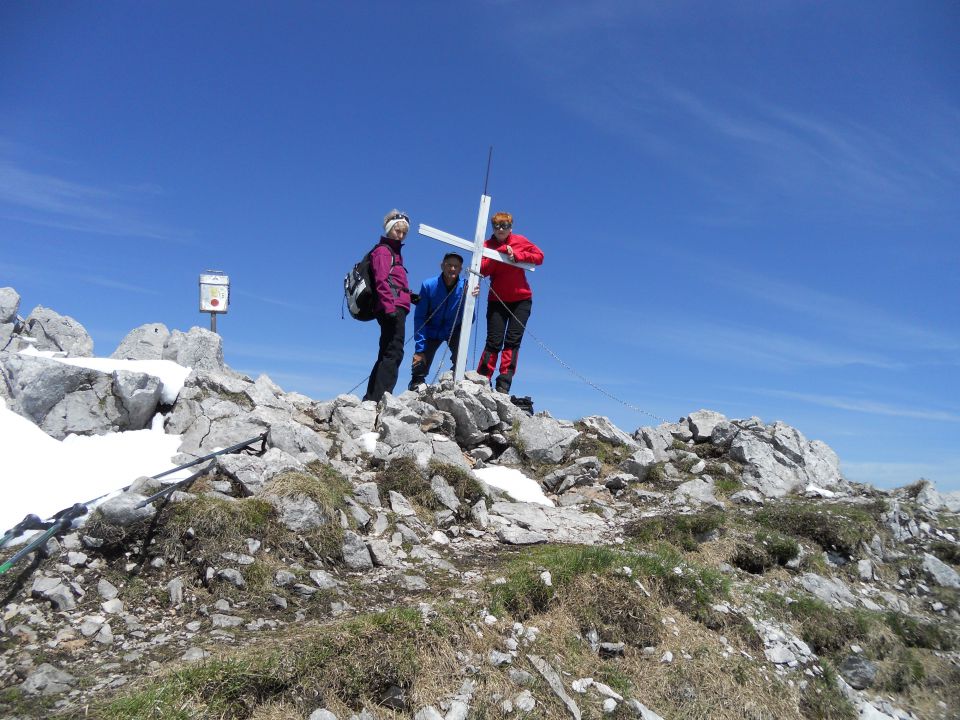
left=384, top=218, right=408, bottom=237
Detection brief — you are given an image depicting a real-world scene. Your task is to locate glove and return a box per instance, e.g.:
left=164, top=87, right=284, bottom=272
left=410, top=293, right=421, bottom=305
left=412, top=353, right=425, bottom=366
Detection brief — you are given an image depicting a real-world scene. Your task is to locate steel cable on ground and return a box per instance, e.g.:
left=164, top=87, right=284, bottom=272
left=477, top=270, right=669, bottom=425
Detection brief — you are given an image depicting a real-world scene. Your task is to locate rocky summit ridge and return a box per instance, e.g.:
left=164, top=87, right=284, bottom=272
left=0, top=286, right=958, bottom=720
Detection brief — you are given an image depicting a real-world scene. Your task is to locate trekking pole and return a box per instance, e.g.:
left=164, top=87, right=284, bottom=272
left=136, top=465, right=210, bottom=508
left=0, top=432, right=268, bottom=573
left=0, top=514, right=47, bottom=550
left=0, top=504, right=87, bottom=575
left=150, top=432, right=268, bottom=481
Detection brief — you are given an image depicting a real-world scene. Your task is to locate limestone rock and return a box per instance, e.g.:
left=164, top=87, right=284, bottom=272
left=579, top=415, right=638, bottom=447
left=24, top=305, right=93, bottom=356
left=517, top=413, right=579, bottom=464
left=922, top=553, right=960, bottom=589
left=687, top=409, right=727, bottom=442
left=163, top=327, right=224, bottom=372
left=342, top=531, right=374, bottom=570
left=839, top=654, right=877, bottom=690
left=21, top=663, right=77, bottom=695
left=0, top=286, right=19, bottom=323
left=111, top=323, right=170, bottom=360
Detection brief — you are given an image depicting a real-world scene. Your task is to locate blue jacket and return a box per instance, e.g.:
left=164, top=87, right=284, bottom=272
left=413, top=274, right=471, bottom=353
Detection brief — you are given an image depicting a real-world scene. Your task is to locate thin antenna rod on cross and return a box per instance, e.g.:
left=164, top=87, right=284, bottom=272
left=483, top=146, right=493, bottom=196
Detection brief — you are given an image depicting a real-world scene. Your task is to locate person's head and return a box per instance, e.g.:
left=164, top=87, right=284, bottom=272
left=491, top=211, right=513, bottom=242
left=383, top=209, right=410, bottom=241
left=440, top=252, right=463, bottom=284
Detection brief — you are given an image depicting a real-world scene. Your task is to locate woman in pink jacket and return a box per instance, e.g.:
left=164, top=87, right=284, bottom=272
left=364, top=210, right=412, bottom=402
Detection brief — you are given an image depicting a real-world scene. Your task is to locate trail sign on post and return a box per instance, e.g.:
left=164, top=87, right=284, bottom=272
left=418, top=195, right=535, bottom=383
left=199, top=271, right=230, bottom=334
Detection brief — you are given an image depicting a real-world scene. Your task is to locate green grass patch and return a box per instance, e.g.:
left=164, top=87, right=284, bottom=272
left=377, top=456, right=433, bottom=509
left=786, top=596, right=876, bottom=654
left=733, top=530, right=801, bottom=573
left=929, top=540, right=960, bottom=566
left=754, top=501, right=879, bottom=557
left=884, top=612, right=955, bottom=650
left=166, top=495, right=275, bottom=552
left=97, top=607, right=430, bottom=719
left=427, top=460, right=485, bottom=508
left=624, top=510, right=726, bottom=551
left=568, top=429, right=626, bottom=465
left=799, top=661, right=857, bottom=720
left=488, top=544, right=727, bottom=622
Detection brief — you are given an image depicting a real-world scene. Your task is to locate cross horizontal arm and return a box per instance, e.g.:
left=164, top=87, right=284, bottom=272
left=418, top=224, right=536, bottom=271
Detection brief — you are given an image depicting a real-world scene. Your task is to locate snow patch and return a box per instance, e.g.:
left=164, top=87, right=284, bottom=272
left=473, top=467, right=554, bottom=507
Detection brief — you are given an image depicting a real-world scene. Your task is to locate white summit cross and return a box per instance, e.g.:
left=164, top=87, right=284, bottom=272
left=418, top=193, right=536, bottom=383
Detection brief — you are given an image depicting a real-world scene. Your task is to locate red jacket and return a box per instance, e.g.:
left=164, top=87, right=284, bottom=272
left=479, top=232, right=544, bottom=303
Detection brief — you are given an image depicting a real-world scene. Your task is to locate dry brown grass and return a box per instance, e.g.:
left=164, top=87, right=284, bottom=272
left=511, top=589, right=802, bottom=720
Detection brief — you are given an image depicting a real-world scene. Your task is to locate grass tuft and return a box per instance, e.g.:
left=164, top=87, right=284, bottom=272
left=754, top=501, right=878, bottom=558
left=624, top=511, right=726, bottom=551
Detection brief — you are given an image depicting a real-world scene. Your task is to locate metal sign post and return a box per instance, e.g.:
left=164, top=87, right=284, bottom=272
left=418, top=196, right=535, bottom=382
left=199, top=271, right=230, bottom=333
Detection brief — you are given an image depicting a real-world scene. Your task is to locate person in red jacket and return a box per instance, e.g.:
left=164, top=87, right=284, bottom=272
left=364, top=209, right=412, bottom=402
left=477, top=211, right=544, bottom=393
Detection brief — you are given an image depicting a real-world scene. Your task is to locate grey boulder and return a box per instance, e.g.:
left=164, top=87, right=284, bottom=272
left=0, top=286, right=19, bottom=323
left=579, top=415, right=639, bottom=447
left=162, top=327, right=224, bottom=372
left=516, top=413, right=579, bottom=464
left=111, top=323, right=170, bottom=360
left=21, top=663, right=77, bottom=696
left=23, top=305, right=94, bottom=356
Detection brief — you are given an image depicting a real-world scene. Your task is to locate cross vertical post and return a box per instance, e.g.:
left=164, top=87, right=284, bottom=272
left=418, top=196, right=535, bottom=384
left=453, top=194, right=491, bottom=381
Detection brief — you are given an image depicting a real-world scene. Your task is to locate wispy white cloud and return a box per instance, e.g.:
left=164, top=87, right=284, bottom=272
left=748, top=388, right=960, bottom=423
left=0, top=158, right=188, bottom=241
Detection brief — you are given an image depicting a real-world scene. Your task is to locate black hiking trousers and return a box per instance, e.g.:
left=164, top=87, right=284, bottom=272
left=477, top=298, right=532, bottom=394
left=364, top=308, right=407, bottom=402
left=408, top=329, right=461, bottom=390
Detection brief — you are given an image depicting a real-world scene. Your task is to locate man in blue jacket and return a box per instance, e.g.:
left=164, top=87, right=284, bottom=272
left=408, top=252, right=473, bottom=390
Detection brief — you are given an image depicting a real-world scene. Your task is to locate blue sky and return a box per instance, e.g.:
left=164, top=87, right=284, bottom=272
left=1, top=1, right=958, bottom=490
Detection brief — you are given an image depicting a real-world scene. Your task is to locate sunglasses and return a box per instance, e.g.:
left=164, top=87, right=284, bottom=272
left=492, top=222, right=512, bottom=231
left=388, top=212, right=410, bottom=223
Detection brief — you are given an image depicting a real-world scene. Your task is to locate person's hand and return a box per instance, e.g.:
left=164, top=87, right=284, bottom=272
left=471, top=284, right=480, bottom=297
left=505, top=245, right=515, bottom=261
left=412, top=353, right=425, bottom=366
left=410, top=292, right=420, bottom=305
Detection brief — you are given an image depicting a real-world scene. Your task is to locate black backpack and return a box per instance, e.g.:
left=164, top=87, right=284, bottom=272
left=344, top=245, right=395, bottom=321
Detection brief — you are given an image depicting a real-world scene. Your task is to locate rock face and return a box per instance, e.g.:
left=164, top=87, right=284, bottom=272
left=727, top=419, right=844, bottom=497
left=0, top=353, right=162, bottom=438
left=162, top=327, right=224, bottom=373
left=516, top=413, right=579, bottom=464
left=23, top=306, right=94, bottom=356
left=0, top=286, right=19, bottom=323
left=1, top=291, right=957, bottom=720
left=111, top=323, right=170, bottom=360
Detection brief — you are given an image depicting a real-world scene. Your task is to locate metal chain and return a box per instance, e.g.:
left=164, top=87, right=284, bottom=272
left=477, top=271, right=669, bottom=424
